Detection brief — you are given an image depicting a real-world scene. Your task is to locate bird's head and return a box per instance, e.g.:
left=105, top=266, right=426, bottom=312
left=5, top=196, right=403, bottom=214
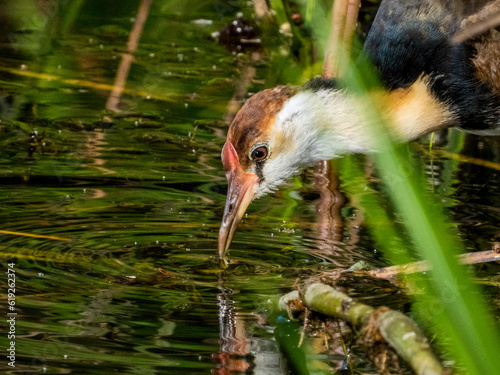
left=218, top=84, right=332, bottom=257
left=217, top=85, right=302, bottom=257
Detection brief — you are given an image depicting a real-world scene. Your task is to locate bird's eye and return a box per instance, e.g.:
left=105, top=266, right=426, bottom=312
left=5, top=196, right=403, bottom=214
left=250, top=145, right=269, bottom=161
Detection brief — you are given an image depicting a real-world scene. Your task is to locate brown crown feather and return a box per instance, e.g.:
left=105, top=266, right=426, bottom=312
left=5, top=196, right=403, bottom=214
left=227, top=85, right=298, bottom=169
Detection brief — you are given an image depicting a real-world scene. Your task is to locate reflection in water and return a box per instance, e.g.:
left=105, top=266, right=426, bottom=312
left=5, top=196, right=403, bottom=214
left=216, top=284, right=251, bottom=373
left=106, top=0, right=153, bottom=112
left=216, top=272, right=282, bottom=374
left=312, top=160, right=348, bottom=266
left=80, top=130, right=114, bottom=176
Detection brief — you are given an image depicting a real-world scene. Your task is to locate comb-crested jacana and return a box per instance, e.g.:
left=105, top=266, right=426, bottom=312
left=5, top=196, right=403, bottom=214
left=218, top=0, right=500, bottom=257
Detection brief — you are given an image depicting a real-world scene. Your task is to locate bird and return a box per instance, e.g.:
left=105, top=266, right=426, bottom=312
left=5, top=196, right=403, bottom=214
left=218, top=0, right=500, bottom=257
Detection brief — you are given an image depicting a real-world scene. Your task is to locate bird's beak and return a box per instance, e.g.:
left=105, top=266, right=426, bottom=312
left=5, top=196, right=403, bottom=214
left=218, top=141, right=258, bottom=258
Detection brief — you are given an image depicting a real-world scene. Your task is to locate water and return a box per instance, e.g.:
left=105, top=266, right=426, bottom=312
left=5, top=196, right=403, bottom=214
left=0, top=1, right=499, bottom=374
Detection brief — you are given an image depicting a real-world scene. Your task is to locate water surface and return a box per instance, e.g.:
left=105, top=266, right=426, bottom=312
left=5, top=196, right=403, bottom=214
left=0, top=1, right=499, bottom=374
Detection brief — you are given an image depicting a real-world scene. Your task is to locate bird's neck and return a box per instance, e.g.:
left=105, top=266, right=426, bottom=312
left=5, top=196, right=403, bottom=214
left=275, top=77, right=457, bottom=161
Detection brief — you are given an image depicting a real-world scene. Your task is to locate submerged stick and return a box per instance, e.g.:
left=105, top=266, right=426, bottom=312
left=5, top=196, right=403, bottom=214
left=0, top=229, right=70, bottom=241
left=281, top=283, right=445, bottom=374
left=0, top=66, right=174, bottom=102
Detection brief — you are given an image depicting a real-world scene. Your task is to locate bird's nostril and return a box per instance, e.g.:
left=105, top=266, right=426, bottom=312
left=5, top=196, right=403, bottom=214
left=228, top=203, right=233, bottom=214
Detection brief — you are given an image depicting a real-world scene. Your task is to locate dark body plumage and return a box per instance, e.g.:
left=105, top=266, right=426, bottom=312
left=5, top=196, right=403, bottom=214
left=363, top=0, right=500, bottom=132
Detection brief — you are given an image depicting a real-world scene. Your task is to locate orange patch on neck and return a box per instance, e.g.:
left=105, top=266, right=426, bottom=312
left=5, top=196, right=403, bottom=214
left=378, top=76, right=456, bottom=141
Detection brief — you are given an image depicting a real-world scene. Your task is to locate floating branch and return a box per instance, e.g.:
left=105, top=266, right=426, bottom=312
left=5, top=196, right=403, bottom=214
left=280, top=283, right=447, bottom=374
left=367, top=248, right=500, bottom=281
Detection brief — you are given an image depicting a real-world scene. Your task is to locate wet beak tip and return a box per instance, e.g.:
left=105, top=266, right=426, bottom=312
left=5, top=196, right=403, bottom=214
left=217, top=225, right=231, bottom=258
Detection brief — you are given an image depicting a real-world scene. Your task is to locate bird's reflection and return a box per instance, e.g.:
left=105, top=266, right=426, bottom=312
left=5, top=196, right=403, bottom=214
left=214, top=273, right=251, bottom=373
